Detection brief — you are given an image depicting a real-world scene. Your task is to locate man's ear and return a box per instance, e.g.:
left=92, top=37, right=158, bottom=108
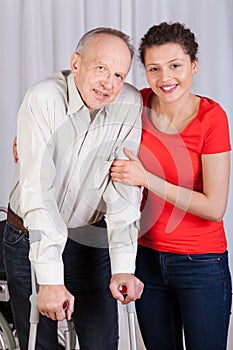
left=71, top=52, right=81, bottom=75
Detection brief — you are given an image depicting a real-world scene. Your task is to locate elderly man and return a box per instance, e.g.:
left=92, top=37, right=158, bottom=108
left=4, top=27, right=143, bottom=350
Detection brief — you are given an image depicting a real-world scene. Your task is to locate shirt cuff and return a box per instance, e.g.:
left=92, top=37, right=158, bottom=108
left=109, top=251, right=136, bottom=275
left=34, top=262, right=64, bottom=285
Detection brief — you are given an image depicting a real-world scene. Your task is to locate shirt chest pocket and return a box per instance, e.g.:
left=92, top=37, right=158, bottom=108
left=88, top=156, right=114, bottom=191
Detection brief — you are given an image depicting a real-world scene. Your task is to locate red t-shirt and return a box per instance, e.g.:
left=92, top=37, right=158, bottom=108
left=138, top=88, right=231, bottom=254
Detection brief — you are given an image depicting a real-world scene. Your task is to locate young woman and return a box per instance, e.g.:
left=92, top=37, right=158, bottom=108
left=111, top=22, right=232, bottom=350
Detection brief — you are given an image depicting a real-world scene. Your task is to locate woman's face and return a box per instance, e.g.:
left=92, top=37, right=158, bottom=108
left=144, top=43, right=198, bottom=104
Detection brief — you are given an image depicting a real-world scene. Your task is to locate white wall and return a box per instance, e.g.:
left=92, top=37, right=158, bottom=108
left=0, top=1, right=232, bottom=349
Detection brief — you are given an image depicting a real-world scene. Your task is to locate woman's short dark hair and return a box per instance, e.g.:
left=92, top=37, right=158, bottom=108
left=139, top=22, right=198, bottom=65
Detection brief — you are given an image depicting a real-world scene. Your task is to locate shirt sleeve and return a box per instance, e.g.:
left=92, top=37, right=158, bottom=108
left=17, top=86, right=67, bottom=285
left=202, top=103, right=231, bottom=154
left=103, top=90, right=143, bottom=274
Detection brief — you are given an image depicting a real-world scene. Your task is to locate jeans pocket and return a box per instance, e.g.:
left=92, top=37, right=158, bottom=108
left=187, top=253, right=223, bottom=263
left=3, top=222, right=27, bottom=245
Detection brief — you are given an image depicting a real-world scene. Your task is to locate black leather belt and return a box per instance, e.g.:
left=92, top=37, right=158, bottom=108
left=7, top=205, right=104, bottom=233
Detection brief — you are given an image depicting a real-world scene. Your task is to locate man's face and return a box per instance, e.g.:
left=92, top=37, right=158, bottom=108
left=71, top=34, right=132, bottom=111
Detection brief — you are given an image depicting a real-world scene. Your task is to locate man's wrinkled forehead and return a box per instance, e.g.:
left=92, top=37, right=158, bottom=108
left=82, top=34, right=132, bottom=73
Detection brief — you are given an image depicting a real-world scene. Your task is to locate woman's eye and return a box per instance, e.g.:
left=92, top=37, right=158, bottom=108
left=172, top=64, right=180, bottom=69
left=98, top=66, right=105, bottom=72
left=150, top=67, right=158, bottom=72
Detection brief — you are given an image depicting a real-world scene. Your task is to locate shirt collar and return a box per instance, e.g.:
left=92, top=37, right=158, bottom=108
left=67, top=72, right=86, bottom=115
left=66, top=71, right=109, bottom=119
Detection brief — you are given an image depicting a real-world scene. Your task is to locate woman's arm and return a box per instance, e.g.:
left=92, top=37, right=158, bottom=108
left=110, top=148, right=230, bottom=221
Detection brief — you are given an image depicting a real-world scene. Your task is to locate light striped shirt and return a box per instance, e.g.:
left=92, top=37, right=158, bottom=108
left=10, top=71, right=142, bottom=284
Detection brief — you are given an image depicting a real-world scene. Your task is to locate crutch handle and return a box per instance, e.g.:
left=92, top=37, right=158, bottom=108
left=118, top=283, right=128, bottom=299
left=118, top=283, right=136, bottom=312
left=63, top=300, right=69, bottom=312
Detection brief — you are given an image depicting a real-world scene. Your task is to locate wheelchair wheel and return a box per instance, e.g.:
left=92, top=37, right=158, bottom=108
left=0, top=312, right=16, bottom=350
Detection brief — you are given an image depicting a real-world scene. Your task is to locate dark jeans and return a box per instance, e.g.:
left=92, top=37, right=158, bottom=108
left=135, top=245, right=232, bottom=350
left=3, top=221, right=118, bottom=350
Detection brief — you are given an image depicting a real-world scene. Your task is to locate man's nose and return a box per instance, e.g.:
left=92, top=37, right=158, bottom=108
left=101, top=74, right=114, bottom=89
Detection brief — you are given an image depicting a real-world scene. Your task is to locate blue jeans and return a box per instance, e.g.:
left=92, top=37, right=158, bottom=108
left=3, top=220, right=118, bottom=350
left=135, top=245, right=232, bottom=350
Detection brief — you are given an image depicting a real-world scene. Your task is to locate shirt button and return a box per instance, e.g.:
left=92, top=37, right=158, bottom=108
left=69, top=188, right=75, bottom=193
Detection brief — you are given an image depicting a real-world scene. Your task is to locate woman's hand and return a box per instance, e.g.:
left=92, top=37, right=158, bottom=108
left=13, top=137, right=18, bottom=163
left=110, top=148, right=147, bottom=187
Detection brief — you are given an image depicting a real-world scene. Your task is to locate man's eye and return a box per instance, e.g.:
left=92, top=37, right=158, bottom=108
left=98, top=66, right=105, bottom=71
left=172, top=64, right=180, bottom=69
left=150, top=67, right=158, bottom=72
left=115, top=73, right=123, bottom=80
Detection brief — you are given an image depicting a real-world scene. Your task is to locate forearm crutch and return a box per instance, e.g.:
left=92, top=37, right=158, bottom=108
left=28, top=230, right=71, bottom=350
left=119, top=284, right=138, bottom=350
left=28, top=264, right=39, bottom=350
left=28, top=230, right=41, bottom=350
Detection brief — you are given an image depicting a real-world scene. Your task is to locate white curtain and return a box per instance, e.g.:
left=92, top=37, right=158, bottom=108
left=0, top=0, right=232, bottom=349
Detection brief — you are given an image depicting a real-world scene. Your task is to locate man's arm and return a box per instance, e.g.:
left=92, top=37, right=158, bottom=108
left=105, top=150, right=144, bottom=303
left=103, top=86, right=144, bottom=303
left=16, top=86, right=74, bottom=319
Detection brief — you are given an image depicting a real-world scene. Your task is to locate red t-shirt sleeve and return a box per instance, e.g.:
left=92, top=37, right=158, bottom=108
left=201, top=101, right=231, bottom=154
